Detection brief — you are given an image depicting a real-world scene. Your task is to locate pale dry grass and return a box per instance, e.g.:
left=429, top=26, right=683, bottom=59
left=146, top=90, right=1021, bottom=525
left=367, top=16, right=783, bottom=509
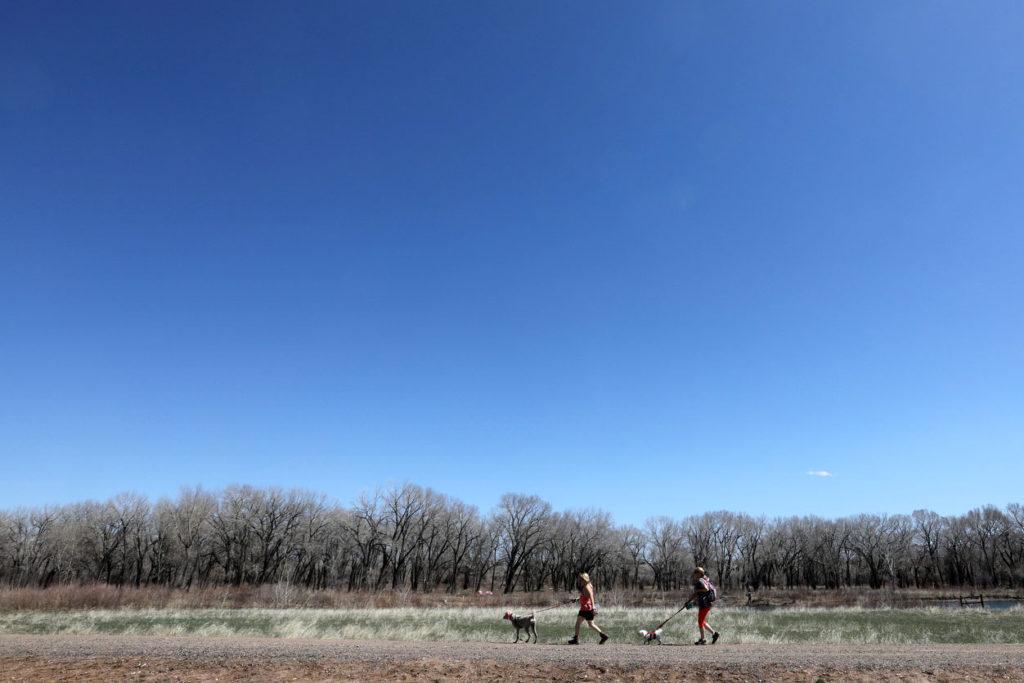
left=1, top=606, right=1021, bottom=645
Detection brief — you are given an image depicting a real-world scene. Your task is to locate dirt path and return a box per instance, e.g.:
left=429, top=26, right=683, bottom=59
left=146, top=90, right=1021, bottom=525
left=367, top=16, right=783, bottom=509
left=3, top=635, right=1023, bottom=681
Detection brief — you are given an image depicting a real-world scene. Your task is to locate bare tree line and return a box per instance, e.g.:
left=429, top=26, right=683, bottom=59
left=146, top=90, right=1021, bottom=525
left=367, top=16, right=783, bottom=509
left=2, top=484, right=1022, bottom=593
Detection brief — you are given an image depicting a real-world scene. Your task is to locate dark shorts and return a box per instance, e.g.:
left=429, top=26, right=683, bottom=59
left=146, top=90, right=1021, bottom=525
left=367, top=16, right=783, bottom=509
left=578, top=609, right=596, bottom=621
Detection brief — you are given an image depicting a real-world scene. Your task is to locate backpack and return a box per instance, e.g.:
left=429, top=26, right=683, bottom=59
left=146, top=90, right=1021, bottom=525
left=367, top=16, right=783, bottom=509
left=699, top=577, right=718, bottom=606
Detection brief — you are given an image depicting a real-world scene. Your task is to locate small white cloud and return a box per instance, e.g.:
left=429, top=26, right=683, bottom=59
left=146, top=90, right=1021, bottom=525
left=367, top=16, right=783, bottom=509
left=806, top=470, right=833, bottom=477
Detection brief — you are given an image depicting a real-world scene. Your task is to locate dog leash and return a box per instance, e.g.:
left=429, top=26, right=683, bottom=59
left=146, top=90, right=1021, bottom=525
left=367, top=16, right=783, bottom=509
left=649, top=604, right=689, bottom=632
left=530, top=598, right=576, bottom=614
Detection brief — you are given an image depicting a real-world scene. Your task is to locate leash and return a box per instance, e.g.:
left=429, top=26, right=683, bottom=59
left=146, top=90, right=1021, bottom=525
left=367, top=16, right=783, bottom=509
left=531, top=598, right=576, bottom=615
left=651, top=604, right=689, bottom=631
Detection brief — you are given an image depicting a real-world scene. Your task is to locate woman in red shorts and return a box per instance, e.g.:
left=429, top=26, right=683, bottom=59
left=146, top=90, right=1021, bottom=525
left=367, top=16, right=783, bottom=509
left=686, top=567, right=720, bottom=645
left=567, top=572, right=609, bottom=644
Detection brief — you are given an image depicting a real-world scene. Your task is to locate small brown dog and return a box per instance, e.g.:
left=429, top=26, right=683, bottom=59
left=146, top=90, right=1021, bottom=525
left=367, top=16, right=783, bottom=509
left=502, top=611, right=538, bottom=643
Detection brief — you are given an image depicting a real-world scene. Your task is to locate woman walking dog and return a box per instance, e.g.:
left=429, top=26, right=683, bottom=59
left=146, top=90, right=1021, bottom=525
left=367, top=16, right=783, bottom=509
left=568, top=572, right=609, bottom=644
left=685, top=567, right=721, bottom=645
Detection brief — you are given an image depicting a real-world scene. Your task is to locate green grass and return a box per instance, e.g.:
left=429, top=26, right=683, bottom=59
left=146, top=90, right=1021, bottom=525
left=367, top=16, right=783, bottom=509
left=1, top=606, right=1021, bottom=645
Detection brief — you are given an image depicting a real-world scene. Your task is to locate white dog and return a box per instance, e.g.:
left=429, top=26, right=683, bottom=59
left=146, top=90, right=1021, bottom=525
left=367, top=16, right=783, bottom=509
left=638, top=627, right=663, bottom=644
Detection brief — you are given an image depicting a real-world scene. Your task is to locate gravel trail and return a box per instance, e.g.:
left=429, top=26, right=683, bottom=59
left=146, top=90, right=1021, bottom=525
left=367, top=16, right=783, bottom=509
left=3, top=635, right=1023, bottom=681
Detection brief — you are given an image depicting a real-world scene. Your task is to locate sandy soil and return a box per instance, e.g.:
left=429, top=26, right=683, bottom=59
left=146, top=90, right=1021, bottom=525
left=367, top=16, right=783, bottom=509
left=2, top=635, right=1023, bottom=682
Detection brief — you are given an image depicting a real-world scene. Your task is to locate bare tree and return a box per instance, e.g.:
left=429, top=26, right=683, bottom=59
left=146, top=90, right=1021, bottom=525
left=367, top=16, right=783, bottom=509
left=644, top=516, right=685, bottom=590
left=0, top=485, right=1020, bottom=593
left=495, top=494, right=551, bottom=593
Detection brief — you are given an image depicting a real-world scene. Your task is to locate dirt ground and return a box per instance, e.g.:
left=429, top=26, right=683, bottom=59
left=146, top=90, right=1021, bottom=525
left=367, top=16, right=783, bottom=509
left=2, top=635, right=1023, bottom=682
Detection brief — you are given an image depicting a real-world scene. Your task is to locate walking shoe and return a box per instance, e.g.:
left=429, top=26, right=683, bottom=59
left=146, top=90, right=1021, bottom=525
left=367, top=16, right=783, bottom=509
left=567, top=637, right=579, bottom=645
left=599, top=634, right=609, bottom=644
left=694, top=638, right=707, bottom=645
left=711, top=631, right=720, bottom=644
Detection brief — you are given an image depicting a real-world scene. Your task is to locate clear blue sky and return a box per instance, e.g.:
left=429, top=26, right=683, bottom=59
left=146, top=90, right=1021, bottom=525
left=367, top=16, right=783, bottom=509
left=2, top=2, right=1022, bottom=524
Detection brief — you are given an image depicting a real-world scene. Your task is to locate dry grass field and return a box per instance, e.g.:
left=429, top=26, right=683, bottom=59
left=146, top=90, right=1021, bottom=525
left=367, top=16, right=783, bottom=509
left=2, top=605, right=1023, bottom=644
left=3, top=588, right=1021, bottom=680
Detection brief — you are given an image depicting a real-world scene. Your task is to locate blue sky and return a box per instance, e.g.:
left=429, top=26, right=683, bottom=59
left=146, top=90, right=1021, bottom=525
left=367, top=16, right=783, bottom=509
left=2, top=1, right=1022, bottom=524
